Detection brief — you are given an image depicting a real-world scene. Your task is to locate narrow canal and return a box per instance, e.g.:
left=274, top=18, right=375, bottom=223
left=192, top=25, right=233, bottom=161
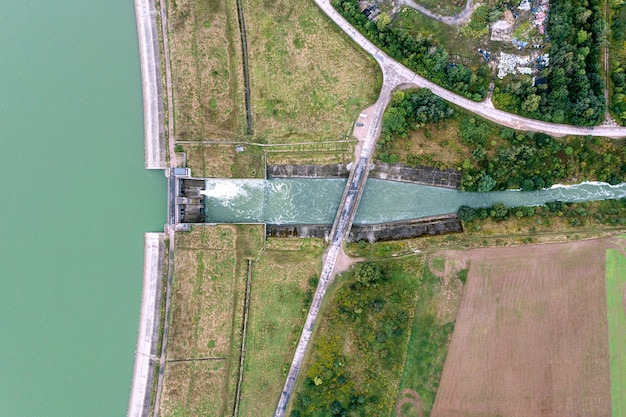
left=202, top=179, right=626, bottom=224
left=0, top=1, right=166, bottom=416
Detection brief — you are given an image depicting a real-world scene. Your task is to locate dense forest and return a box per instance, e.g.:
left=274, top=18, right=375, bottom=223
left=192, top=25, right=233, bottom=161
left=609, top=0, right=626, bottom=125
left=331, top=0, right=490, bottom=100
left=493, top=0, right=607, bottom=125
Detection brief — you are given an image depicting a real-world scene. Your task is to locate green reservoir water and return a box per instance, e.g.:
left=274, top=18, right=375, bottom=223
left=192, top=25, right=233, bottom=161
left=0, top=1, right=166, bottom=416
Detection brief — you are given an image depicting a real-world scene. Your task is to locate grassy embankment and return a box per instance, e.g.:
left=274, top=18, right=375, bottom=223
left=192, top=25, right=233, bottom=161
left=238, top=238, right=326, bottom=416
left=606, top=235, right=626, bottom=417
left=288, top=255, right=463, bottom=417
left=159, top=225, right=263, bottom=417
left=158, top=225, right=327, bottom=417
left=167, top=0, right=379, bottom=175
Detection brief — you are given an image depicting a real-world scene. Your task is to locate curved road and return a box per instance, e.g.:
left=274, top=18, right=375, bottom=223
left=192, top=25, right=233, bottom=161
left=396, top=0, right=473, bottom=26
left=317, top=0, right=626, bottom=138
left=275, top=1, right=626, bottom=414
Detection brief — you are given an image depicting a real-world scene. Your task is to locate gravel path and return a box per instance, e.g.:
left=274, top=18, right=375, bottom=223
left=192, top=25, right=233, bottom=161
left=396, top=0, right=473, bottom=26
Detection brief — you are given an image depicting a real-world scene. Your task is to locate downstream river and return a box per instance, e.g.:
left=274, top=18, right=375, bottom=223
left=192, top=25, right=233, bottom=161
left=203, top=179, right=626, bottom=224
left=0, top=1, right=166, bottom=416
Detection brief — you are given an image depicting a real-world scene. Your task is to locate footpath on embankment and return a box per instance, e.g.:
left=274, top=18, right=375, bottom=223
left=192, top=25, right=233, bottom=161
left=127, top=233, right=165, bottom=417
left=135, top=0, right=166, bottom=169
left=128, top=1, right=169, bottom=417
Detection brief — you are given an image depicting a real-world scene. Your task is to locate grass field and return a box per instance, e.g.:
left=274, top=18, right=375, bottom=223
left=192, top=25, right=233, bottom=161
left=377, top=117, right=469, bottom=170
left=396, top=254, right=465, bottom=417
left=159, top=225, right=263, bottom=417
left=393, top=8, right=484, bottom=68
left=606, top=235, right=626, bottom=417
left=433, top=241, right=612, bottom=417
left=243, top=0, right=379, bottom=144
left=411, top=0, right=466, bottom=16
left=238, top=238, right=326, bottom=416
left=167, top=0, right=245, bottom=140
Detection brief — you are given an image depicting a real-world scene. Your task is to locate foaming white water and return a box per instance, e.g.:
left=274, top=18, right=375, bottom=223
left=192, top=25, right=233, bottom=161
left=549, top=181, right=626, bottom=190
left=201, top=179, right=263, bottom=200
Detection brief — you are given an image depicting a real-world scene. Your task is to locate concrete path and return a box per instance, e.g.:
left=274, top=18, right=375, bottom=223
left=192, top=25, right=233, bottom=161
left=127, top=233, right=165, bottom=417
left=134, top=0, right=166, bottom=169
left=396, top=0, right=473, bottom=26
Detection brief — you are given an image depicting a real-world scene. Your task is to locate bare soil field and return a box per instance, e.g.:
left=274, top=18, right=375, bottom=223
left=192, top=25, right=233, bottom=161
left=432, top=240, right=612, bottom=417
left=167, top=0, right=245, bottom=140
left=243, top=0, right=379, bottom=144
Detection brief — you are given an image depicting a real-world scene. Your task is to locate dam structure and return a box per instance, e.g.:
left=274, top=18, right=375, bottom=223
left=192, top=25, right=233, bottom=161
left=128, top=0, right=168, bottom=416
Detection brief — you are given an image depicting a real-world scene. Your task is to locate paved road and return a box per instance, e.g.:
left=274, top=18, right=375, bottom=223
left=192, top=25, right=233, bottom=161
left=396, top=0, right=473, bottom=25
left=316, top=0, right=626, bottom=138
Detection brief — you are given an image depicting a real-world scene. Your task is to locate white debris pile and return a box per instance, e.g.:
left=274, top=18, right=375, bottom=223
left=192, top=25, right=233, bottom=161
left=497, top=52, right=532, bottom=78
left=518, top=0, right=531, bottom=11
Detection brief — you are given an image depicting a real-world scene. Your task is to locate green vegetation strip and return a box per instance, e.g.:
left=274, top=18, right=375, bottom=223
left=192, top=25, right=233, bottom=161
left=606, top=242, right=626, bottom=417
left=397, top=262, right=457, bottom=417
left=291, top=261, right=419, bottom=416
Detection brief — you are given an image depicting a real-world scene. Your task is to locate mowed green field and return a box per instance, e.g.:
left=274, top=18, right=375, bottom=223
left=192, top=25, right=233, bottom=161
left=606, top=237, right=626, bottom=417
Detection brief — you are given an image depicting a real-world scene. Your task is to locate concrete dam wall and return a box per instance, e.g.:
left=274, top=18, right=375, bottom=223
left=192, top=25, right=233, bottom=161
left=267, top=215, right=462, bottom=243
left=267, top=163, right=461, bottom=188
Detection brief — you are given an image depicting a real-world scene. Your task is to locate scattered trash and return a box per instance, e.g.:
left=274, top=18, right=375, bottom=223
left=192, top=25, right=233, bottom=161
left=478, top=48, right=491, bottom=62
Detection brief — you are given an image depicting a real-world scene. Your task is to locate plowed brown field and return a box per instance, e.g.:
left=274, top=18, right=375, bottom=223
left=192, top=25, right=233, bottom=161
left=432, top=240, right=612, bottom=417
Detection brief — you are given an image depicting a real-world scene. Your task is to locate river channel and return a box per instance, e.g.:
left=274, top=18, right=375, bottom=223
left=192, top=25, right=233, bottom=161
left=0, top=1, right=166, bottom=416
left=202, top=179, right=626, bottom=224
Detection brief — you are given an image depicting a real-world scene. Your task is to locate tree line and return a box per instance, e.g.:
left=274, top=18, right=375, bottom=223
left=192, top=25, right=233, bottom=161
left=609, top=0, right=626, bottom=125
left=332, top=0, right=489, bottom=101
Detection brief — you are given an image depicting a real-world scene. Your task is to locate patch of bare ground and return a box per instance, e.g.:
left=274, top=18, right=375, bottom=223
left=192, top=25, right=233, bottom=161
left=167, top=0, right=244, bottom=140
left=243, top=0, right=379, bottom=144
left=432, top=240, right=612, bottom=417
left=396, top=389, right=424, bottom=417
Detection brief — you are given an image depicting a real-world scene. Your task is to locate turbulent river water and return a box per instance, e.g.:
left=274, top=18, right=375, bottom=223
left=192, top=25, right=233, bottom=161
left=202, top=179, right=626, bottom=224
